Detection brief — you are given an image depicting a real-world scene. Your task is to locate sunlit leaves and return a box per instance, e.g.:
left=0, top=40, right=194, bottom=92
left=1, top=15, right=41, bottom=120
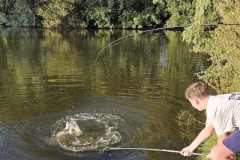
left=166, top=0, right=240, bottom=93
left=180, top=0, right=221, bottom=48
left=217, top=1, right=240, bottom=24
left=165, top=0, right=196, bottom=27
left=37, top=0, right=75, bottom=28
left=194, top=1, right=240, bottom=93
left=0, top=0, right=168, bottom=28
left=196, top=25, right=240, bottom=93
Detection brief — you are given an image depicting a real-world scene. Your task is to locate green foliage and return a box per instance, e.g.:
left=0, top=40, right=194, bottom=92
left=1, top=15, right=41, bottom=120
left=83, top=0, right=165, bottom=29
left=0, top=12, right=6, bottom=25
left=37, top=0, right=75, bottom=28
left=0, top=0, right=168, bottom=28
left=0, top=0, right=238, bottom=30
left=194, top=0, right=240, bottom=93
left=165, top=0, right=240, bottom=93
left=165, top=0, right=196, bottom=27
left=7, top=0, right=35, bottom=27
left=0, top=0, right=15, bottom=13
left=132, top=6, right=162, bottom=28
left=65, top=0, right=87, bottom=28
left=165, top=0, right=223, bottom=48
left=181, top=0, right=222, bottom=47
left=165, top=1, right=240, bottom=157
left=217, top=0, right=240, bottom=24
left=66, top=13, right=87, bottom=28
left=84, top=0, right=116, bottom=28
left=198, top=133, right=217, bottom=160
left=0, top=0, right=239, bottom=93
left=0, top=0, right=35, bottom=27
left=196, top=27, right=240, bottom=93
left=118, top=0, right=164, bottom=29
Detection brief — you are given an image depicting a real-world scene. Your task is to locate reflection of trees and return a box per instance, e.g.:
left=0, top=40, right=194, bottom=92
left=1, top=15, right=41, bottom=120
left=162, top=31, right=211, bottom=98
left=95, top=31, right=210, bottom=98
left=161, top=31, right=210, bottom=145
left=0, top=31, right=8, bottom=69
left=160, top=35, right=167, bottom=69
left=0, top=29, right=210, bottom=121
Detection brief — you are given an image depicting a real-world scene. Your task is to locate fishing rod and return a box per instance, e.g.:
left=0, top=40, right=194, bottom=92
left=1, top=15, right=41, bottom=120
left=95, top=23, right=240, bottom=62
left=102, top=147, right=207, bottom=156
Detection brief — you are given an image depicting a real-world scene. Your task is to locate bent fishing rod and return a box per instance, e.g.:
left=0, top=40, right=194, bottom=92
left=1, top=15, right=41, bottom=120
left=102, top=147, right=206, bottom=156
left=95, top=23, right=240, bottom=62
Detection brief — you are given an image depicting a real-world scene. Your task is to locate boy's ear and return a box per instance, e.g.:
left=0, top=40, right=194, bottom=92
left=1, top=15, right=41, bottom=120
left=194, top=98, right=200, bottom=105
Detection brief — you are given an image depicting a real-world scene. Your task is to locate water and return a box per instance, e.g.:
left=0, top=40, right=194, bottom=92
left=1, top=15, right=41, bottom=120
left=0, top=28, right=210, bottom=160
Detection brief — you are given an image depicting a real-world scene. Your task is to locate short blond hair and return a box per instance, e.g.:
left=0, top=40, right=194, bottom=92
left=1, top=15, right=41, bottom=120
left=185, top=82, right=210, bottom=100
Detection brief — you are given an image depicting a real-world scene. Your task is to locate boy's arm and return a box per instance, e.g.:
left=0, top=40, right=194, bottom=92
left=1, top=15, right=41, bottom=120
left=181, top=124, right=214, bottom=156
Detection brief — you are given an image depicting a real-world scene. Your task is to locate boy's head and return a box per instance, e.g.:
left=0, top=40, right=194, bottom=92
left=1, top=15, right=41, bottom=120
left=185, top=82, right=210, bottom=100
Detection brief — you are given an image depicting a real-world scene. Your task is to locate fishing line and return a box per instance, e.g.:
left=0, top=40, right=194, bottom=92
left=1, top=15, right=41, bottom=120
left=102, top=147, right=206, bottom=156
left=95, top=23, right=240, bottom=62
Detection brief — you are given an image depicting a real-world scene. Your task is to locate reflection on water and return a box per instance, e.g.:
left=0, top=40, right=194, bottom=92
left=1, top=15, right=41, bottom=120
left=0, top=28, right=210, bottom=159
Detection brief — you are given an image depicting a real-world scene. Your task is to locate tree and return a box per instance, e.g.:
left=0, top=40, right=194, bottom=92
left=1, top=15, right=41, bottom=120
left=65, top=0, right=87, bottom=28
left=195, top=0, right=240, bottom=93
left=182, top=0, right=222, bottom=46
left=84, top=0, right=117, bottom=28
left=118, top=0, right=165, bottom=29
left=37, top=0, right=75, bottom=28
left=165, top=0, right=196, bottom=27
left=0, top=0, right=35, bottom=27
left=0, top=0, right=168, bottom=28
left=7, top=0, right=35, bottom=26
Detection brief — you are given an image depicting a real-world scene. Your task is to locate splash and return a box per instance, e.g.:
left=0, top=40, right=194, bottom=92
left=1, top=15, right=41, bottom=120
left=52, top=113, right=124, bottom=152
left=56, top=118, right=82, bottom=137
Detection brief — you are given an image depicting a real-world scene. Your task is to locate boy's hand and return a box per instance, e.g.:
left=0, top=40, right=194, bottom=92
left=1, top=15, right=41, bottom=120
left=180, top=146, right=193, bottom=156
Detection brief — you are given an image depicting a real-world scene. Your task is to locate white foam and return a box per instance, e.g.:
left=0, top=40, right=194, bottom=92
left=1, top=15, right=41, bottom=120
left=52, top=113, right=124, bottom=152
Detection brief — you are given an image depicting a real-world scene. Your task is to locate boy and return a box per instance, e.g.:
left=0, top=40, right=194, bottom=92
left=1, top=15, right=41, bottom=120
left=180, top=82, right=240, bottom=160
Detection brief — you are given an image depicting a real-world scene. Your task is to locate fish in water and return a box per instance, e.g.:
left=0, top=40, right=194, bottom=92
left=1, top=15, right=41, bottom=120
left=44, top=118, right=82, bottom=146
left=56, top=118, right=83, bottom=137
left=60, top=118, right=82, bottom=137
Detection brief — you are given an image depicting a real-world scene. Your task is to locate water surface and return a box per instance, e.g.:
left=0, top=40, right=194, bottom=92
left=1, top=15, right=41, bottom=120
left=0, top=28, right=210, bottom=160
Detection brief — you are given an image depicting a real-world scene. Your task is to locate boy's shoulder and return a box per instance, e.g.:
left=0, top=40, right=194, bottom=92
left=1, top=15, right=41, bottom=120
left=213, top=92, right=240, bottom=101
left=228, top=92, right=240, bottom=100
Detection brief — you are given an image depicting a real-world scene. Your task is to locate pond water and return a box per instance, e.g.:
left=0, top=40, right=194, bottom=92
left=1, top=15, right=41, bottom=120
left=0, top=28, right=210, bottom=160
